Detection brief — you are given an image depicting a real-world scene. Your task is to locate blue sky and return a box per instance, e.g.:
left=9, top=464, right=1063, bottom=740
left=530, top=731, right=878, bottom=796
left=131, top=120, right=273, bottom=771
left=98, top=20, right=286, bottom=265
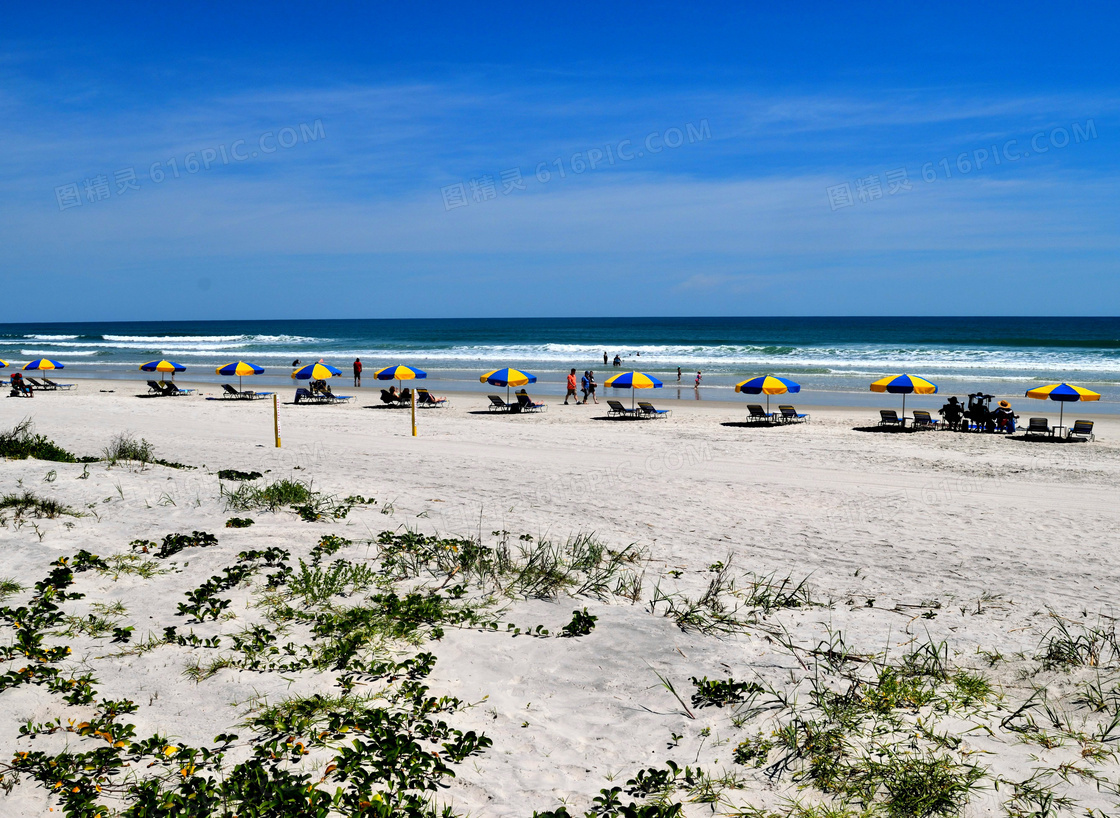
left=1, top=2, right=1117, bottom=319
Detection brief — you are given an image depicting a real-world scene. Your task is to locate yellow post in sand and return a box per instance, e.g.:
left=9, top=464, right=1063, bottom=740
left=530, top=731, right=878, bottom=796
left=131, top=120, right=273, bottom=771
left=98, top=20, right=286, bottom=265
left=411, top=388, right=417, bottom=436
left=273, top=393, right=282, bottom=447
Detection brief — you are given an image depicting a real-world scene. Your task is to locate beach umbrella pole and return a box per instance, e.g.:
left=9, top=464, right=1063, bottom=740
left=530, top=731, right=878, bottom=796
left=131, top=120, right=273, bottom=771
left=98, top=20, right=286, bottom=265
left=411, top=388, right=417, bottom=436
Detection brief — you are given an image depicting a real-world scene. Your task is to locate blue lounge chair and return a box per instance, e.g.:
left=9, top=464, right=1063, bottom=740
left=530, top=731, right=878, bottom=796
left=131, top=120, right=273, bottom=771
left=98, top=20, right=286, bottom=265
left=416, top=388, right=449, bottom=407
left=911, top=410, right=939, bottom=430
left=606, top=399, right=637, bottom=418
left=637, top=401, right=671, bottom=418
left=878, top=410, right=905, bottom=428
left=516, top=392, right=546, bottom=413
left=778, top=405, right=809, bottom=423
left=745, top=404, right=773, bottom=424
left=1067, top=420, right=1094, bottom=441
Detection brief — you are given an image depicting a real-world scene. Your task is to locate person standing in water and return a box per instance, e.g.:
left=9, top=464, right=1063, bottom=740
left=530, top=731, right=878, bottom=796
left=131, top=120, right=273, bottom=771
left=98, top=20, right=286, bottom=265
left=353, top=358, right=362, bottom=387
left=677, top=367, right=682, bottom=383
left=695, top=371, right=702, bottom=388
left=603, top=351, right=608, bottom=365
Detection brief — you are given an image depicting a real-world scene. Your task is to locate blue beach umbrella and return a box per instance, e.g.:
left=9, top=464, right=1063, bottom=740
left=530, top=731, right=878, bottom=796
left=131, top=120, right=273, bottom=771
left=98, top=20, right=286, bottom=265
left=140, top=360, right=186, bottom=381
left=1025, top=382, right=1100, bottom=427
left=291, top=362, right=341, bottom=380
left=734, top=375, right=801, bottom=415
left=605, top=370, right=663, bottom=410
left=480, top=367, right=537, bottom=403
left=25, top=358, right=65, bottom=372
left=870, top=374, right=937, bottom=418
left=217, top=361, right=265, bottom=391
left=374, top=365, right=427, bottom=395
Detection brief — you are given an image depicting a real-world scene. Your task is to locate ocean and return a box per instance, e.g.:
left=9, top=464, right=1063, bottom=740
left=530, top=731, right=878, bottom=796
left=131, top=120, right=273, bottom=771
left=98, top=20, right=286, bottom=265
left=3, top=317, right=1118, bottom=408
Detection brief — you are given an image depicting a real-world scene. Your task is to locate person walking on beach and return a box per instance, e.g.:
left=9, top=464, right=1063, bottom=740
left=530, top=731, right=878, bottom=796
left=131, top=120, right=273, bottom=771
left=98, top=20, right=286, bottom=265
left=580, top=371, right=590, bottom=404
left=353, top=358, right=362, bottom=387
left=695, top=371, right=702, bottom=388
left=565, top=368, right=578, bottom=404
left=588, top=370, right=599, bottom=404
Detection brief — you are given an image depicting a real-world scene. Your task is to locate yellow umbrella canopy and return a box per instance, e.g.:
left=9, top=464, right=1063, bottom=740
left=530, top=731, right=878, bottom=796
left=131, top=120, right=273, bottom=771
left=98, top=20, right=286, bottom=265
left=1025, top=382, right=1101, bottom=426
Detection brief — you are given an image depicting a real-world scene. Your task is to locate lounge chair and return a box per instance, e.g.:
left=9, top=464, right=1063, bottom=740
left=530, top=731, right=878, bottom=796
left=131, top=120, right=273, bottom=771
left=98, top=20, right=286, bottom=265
left=295, top=387, right=353, bottom=404
left=380, top=389, right=404, bottom=406
left=606, top=399, right=637, bottom=418
left=1024, top=417, right=1052, bottom=438
left=218, top=383, right=270, bottom=400
left=147, top=380, right=167, bottom=395
left=163, top=382, right=194, bottom=396
left=516, top=392, right=546, bottom=413
left=487, top=394, right=514, bottom=412
left=42, top=377, right=75, bottom=391
left=911, top=410, right=939, bottom=430
left=8, top=377, right=33, bottom=398
left=637, top=401, right=671, bottom=418
left=26, top=377, right=51, bottom=390
left=878, top=410, right=905, bottom=428
left=778, top=405, right=809, bottom=423
left=416, top=388, right=448, bottom=407
left=1066, top=420, right=1094, bottom=442
left=745, top=404, right=773, bottom=424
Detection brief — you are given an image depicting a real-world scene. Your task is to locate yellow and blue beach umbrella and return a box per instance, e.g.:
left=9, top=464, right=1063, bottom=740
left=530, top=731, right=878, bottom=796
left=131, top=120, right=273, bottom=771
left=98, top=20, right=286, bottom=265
left=25, top=358, right=65, bottom=371
left=870, top=374, right=937, bottom=417
left=217, top=361, right=265, bottom=391
left=1025, top=382, right=1100, bottom=426
left=735, top=375, right=801, bottom=415
left=0, top=360, right=7, bottom=369
left=291, top=362, right=341, bottom=380
left=140, top=360, right=186, bottom=381
left=374, top=365, right=427, bottom=394
left=481, top=367, right=537, bottom=403
left=375, top=365, right=427, bottom=381
left=605, top=370, right=663, bottom=409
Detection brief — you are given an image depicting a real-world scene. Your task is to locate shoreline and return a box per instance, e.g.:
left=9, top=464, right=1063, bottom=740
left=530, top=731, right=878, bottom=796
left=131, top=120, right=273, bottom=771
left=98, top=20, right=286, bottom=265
left=22, top=373, right=1120, bottom=418
left=2, top=372, right=1118, bottom=816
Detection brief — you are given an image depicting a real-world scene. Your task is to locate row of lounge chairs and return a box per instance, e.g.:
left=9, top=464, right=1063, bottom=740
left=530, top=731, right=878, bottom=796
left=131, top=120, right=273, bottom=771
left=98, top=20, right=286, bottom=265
left=146, top=380, right=195, bottom=397
left=877, top=409, right=938, bottom=429
left=746, top=404, right=810, bottom=424
left=295, top=387, right=353, bottom=404
left=606, top=400, right=672, bottom=419
left=380, top=388, right=449, bottom=407
left=1025, top=417, right=1094, bottom=441
left=876, top=410, right=1094, bottom=441
left=488, top=394, right=546, bottom=413
left=6, top=376, right=75, bottom=392
left=212, top=384, right=274, bottom=400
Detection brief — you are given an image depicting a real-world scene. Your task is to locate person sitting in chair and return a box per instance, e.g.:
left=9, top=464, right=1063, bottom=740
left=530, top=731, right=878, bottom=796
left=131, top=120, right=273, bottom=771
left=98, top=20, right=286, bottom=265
left=992, top=400, right=1017, bottom=433
left=938, top=396, right=962, bottom=430
left=10, top=372, right=32, bottom=397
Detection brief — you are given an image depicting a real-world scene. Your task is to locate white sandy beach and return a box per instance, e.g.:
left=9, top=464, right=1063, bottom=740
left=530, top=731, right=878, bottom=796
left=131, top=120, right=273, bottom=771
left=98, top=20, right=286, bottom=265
left=2, top=378, right=1119, bottom=816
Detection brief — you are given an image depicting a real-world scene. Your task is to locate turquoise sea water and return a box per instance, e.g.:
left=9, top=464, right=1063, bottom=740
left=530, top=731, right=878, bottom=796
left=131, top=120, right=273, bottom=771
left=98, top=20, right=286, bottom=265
left=3, top=317, right=1118, bottom=408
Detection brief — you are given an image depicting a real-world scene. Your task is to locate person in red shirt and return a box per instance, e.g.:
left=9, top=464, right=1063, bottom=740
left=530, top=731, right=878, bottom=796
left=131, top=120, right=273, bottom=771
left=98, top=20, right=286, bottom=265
left=353, top=358, right=363, bottom=387
left=565, top=368, right=579, bottom=404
